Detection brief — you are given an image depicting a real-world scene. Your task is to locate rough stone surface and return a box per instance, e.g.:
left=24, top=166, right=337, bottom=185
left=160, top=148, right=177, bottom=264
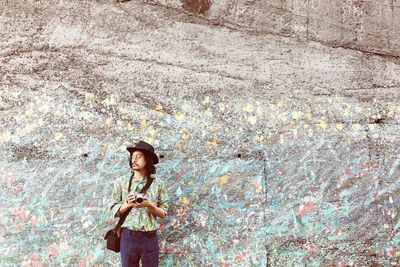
left=1, top=0, right=400, bottom=266
left=150, top=0, right=400, bottom=57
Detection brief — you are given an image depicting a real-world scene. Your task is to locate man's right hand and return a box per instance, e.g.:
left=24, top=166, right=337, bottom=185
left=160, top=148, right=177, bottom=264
left=126, top=192, right=136, bottom=205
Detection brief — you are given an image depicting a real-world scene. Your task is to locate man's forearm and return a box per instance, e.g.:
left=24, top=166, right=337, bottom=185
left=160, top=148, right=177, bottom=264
left=116, top=202, right=131, bottom=217
left=148, top=203, right=166, bottom=219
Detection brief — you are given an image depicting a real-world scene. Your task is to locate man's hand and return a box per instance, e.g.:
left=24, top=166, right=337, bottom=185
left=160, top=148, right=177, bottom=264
left=126, top=193, right=155, bottom=209
left=126, top=193, right=166, bottom=218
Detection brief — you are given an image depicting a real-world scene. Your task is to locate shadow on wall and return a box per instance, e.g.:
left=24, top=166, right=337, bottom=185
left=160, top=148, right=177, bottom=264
left=181, top=0, right=211, bottom=15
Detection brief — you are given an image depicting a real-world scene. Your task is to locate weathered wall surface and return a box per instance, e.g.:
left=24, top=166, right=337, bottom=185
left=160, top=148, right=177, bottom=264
left=152, top=0, right=400, bottom=57
left=1, top=0, right=400, bottom=266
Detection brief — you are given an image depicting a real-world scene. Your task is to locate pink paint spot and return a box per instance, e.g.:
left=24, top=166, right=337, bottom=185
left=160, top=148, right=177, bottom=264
left=80, top=260, right=86, bottom=267
left=345, top=168, right=351, bottom=174
left=48, top=246, right=59, bottom=258
left=308, top=202, right=315, bottom=212
left=30, top=216, right=39, bottom=226
left=300, top=209, right=307, bottom=217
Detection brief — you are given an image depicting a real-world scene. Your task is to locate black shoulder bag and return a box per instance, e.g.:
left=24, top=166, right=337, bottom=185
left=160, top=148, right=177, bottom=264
left=104, top=174, right=154, bottom=253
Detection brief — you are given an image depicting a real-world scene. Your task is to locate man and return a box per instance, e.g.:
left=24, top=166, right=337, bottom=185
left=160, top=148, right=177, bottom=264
left=108, top=141, right=169, bottom=267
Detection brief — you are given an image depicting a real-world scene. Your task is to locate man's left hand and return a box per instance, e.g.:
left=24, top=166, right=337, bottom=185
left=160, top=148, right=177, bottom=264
left=131, top=197, right=154, bottom=209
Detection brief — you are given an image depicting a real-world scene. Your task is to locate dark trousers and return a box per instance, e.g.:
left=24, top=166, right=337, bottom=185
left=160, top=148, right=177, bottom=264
left=120, top=228, right=159, bottom=267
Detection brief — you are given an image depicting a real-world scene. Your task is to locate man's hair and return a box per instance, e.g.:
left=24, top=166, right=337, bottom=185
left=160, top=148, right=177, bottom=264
left=129, top=152, right=156, bottom=177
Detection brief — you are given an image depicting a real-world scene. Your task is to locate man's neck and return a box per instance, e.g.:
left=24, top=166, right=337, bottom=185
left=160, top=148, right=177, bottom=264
left=133, top=170, right=148, bottom=180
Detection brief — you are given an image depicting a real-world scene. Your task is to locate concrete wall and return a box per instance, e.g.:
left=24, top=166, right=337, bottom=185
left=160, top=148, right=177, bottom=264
left=1, top=0, right=400, bottom=266
left=152, top=0, right=400, bottom=57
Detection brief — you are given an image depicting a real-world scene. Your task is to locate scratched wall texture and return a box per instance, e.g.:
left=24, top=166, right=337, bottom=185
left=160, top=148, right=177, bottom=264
left=1, top=0, right=400, bottom=266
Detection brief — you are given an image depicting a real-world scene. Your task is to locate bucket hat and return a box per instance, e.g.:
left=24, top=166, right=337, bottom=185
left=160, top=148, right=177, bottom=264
left=127, top=141, right=159, bottom=164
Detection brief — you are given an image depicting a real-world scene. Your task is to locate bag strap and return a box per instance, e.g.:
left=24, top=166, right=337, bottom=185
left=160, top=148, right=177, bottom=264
left=113, top=174, right=154, bottom=231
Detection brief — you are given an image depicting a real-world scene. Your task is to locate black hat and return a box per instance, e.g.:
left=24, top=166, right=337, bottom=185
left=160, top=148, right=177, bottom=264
left=127, top=141, right=159, bottom=164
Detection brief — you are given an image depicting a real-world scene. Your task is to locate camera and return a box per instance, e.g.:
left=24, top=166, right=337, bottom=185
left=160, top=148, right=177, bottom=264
left=135, top=193, right=146, bottom=204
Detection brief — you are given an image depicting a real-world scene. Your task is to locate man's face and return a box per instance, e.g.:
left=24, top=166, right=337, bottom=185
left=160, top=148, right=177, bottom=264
left=131, top=151, right=147, bottom=170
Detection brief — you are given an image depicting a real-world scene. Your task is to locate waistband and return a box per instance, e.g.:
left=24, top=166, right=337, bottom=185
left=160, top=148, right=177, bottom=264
left=121, top=227, right=158, bottom=238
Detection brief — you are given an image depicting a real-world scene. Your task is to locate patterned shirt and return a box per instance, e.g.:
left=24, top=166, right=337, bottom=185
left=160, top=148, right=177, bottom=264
left=108, top=173, right=169, bottom=232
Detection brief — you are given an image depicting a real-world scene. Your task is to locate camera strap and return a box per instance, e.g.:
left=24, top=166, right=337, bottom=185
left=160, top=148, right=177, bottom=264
left=140, top=176, right=155, bottom=194
left=113, top=174, right=154, bottom=231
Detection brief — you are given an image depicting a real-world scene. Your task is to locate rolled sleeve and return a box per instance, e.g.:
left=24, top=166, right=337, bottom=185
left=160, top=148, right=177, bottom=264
left=108, top=178, right=123, bottom=218
left=109, top=203, right=123, bottom=218
left=157, top=182, right=169, bottom=216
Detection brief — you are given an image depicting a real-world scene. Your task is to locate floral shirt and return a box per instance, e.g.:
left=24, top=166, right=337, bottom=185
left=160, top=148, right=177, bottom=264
left=108, top=173, right=169, bottom=232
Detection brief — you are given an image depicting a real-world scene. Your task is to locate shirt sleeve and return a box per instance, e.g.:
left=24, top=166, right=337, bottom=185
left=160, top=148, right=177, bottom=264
left=108, top=178, right=123, bottom=218
left=157, top=181, right=169, bottom=216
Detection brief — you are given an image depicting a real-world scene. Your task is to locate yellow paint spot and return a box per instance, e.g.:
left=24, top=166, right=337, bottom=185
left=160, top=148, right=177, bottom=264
left=243, top=104, right=254, bottom=113
left=119, top=107, right=130, bottom=115
left=109, top=94, right=118, bottom=105
left=155, top=102, right=163, bottom=111
left=38, top=104, right=49, bottom=114
left=201, top=131, right=206, bottom=138
left=231, top=183, right=240, bottom=189
left=278, top=113, right=287, bottom=122
left=369, top=124, right=375, bottom=131
left=54, top=132, right=63, bottom=141
left=55, top=104, right=63, bottom=115
left=292, top=129, right=298, bottom=139
left=352, top=124, right=361, bottom=131
left=254, top=135, right=264, bottom=144
left=373, top=133, right=380, bottom=139
left=105, top=118, right=113, bottom=128
left=356, top=107, right=363, bottom=113
left=119, top=145, right=126, bottom=152
left=344, top=109, right=350, bottom=117
left=179, top=197, right=188, bottom=204
left=219, top=103, right=226, bottom=112
left=318, top=120, right=327, bottom=129
left=182, top=103, right=191, bottom=111
left=205, top=108, right=213, bottom=116
left=219, top=175, right=228, bottom=184
left=292, top=111, right=303, bottom=120
left=25, top=109, right=34, bottom=117
left=256, top=107, right=263, bottom=116
left=306, top=113, right=312, bottom=121
left=209, top=140, right=217, bottom=149
left=278, top=100, right=284, bottom=108
left=83, top=112, right=94, bottom=121
left=203, top=96, right=210, bottom=104
left=148, top=127, right=157, bottom=136
left=19, top=124, right=35, bottom=136
left=252, top=180, right=259, bottom=188
left=336, top=123, right=344, bottom=130
left=308, top=129, right=314, bottom=137
left=0, top=132, right=12, bottom=142
left=85, top=93, right=95, bottom=102
left=248, top=116, right=257, bottom=125
left=144, top=137, right=157, bottom=145
left=270, top=104, right=277, bottom=111
left=140, top=118, right=147, bottom=130
left=103, top=94, right=118, bottom=106
left=279, top=134, right=284, bottom=144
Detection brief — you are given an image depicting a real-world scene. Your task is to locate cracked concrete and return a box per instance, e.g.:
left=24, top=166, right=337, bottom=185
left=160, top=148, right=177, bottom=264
left=1, top=0, right=400, bottom=266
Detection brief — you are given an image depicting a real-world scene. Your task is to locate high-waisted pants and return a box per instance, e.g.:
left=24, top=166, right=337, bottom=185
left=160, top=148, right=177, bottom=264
left=120, top=228, right=159, bottom=267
